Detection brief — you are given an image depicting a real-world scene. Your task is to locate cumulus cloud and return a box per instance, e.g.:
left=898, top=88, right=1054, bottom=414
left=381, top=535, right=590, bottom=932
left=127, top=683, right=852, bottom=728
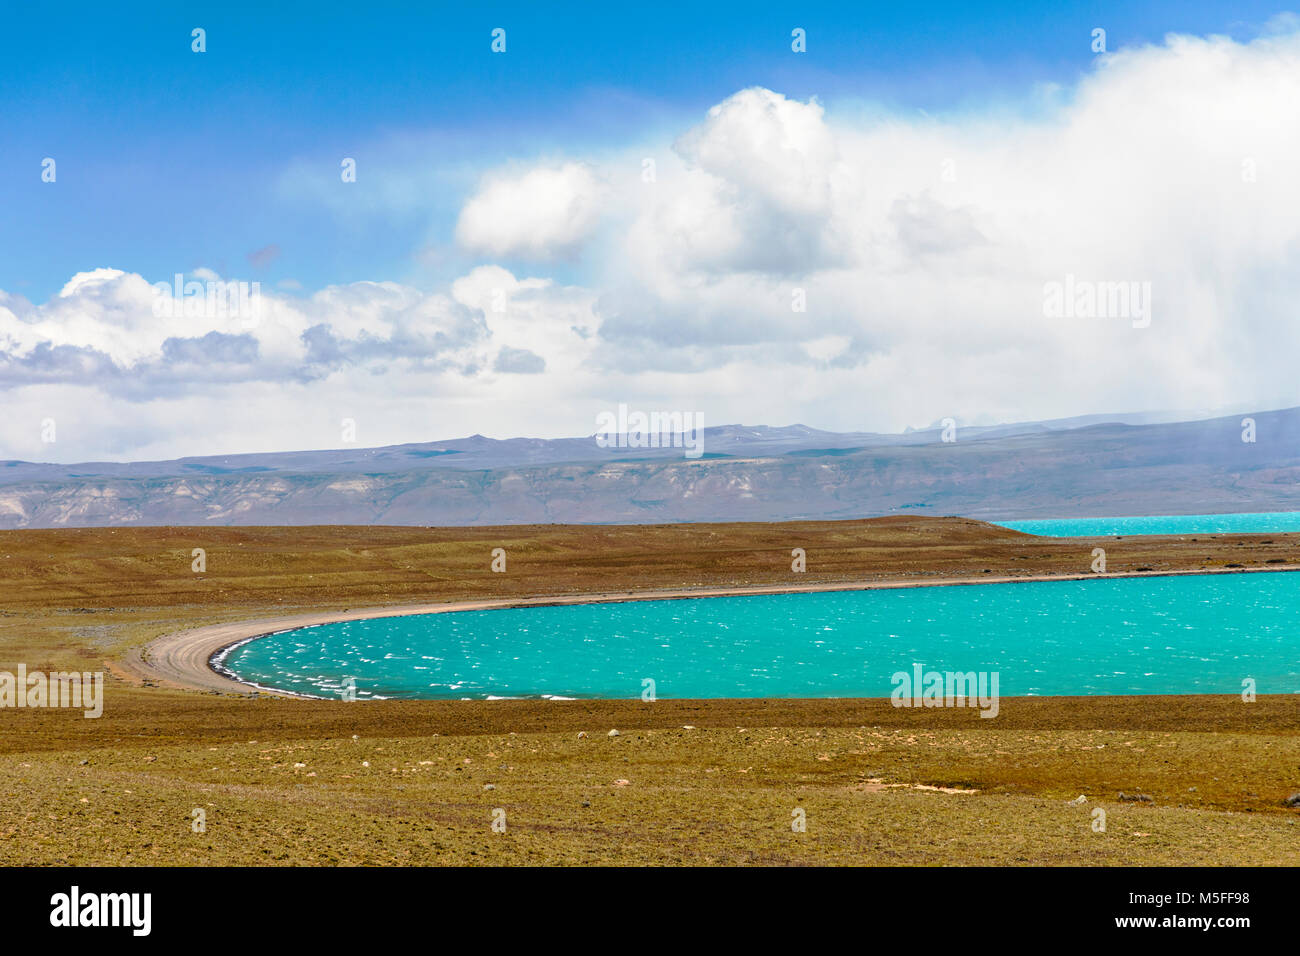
left=0, top=263, right=604, bottom=459
left=666, top=87, right=853, bottom=274
left=454, top=162, right=606, bottom=260
left=0, top=266, right=592, bottom=400
left=568, top=29, right=1300, bottom=432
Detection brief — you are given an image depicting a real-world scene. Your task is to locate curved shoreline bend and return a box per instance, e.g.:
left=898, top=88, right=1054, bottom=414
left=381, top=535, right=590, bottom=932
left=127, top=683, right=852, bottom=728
left=133, top=564, right=1300, bottom=697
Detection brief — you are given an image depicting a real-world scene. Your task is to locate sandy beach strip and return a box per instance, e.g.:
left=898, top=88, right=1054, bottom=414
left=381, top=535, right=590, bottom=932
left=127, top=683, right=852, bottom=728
left=131, top=562, right=1300, bottom=696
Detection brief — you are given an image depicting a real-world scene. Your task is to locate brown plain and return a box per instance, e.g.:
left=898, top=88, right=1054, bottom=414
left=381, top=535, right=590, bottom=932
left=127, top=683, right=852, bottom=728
left=0, top=516, right=1297, bottom=865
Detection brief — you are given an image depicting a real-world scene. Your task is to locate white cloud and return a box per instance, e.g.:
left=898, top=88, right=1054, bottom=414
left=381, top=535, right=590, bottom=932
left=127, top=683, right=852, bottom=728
left=665, top=87, right=852, bottom=274
left=454, top=162, right=606, bottom=260
left=0, top=259, right=613, bottom=459
left=578, top=29, right=1300, bottom=431
left=57, top=268, right=127, bottom=298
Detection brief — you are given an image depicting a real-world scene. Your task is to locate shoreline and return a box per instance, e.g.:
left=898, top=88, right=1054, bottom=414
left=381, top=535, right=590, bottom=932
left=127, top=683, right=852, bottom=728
left=133, top=562, right=1300, bottom=698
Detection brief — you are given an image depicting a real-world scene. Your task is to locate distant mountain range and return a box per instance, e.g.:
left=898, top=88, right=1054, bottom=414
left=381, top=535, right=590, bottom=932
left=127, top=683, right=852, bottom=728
left=2, top=407, right=1298, bottom=528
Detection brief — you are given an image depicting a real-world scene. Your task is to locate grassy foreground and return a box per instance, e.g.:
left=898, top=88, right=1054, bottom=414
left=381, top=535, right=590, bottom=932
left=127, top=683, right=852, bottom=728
left=0, top=516, right=1297, bottom=865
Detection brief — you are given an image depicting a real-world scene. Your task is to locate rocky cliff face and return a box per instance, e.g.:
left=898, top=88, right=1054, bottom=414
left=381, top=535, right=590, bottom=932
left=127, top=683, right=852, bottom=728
left=1, top=410, right=1296, bottom=528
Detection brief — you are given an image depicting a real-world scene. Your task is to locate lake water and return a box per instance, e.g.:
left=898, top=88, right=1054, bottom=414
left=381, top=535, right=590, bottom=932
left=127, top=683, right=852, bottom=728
left=995, top=512, right=1300, bottom=536
left=218, top=571, right=1300, bottom=700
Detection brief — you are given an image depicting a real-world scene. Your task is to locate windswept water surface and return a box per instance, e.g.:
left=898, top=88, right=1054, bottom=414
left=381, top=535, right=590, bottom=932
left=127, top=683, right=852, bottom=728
left=218, top=571, right=1300, bottom=700
left=995, top=512, right=1300, bottom=536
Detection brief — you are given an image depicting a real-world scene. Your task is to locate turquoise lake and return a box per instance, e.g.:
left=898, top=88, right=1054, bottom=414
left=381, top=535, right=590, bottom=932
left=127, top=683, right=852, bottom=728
left=995, top=511, right=1300, bottom=536
left=218, top=571, right=1300, bottom=701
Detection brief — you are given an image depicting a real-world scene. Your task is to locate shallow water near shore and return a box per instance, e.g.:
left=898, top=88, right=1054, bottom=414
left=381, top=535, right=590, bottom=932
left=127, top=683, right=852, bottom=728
left=219, top=571, right=1300, bottom=700
left=995, top=511, right=1300, bottom=536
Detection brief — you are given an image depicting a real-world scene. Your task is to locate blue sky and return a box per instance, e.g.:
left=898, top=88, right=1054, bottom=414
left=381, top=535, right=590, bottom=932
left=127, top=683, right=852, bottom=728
left=3, top=2, right=1299, bottom=461
left=1, top=1, right=1286, bottom=299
